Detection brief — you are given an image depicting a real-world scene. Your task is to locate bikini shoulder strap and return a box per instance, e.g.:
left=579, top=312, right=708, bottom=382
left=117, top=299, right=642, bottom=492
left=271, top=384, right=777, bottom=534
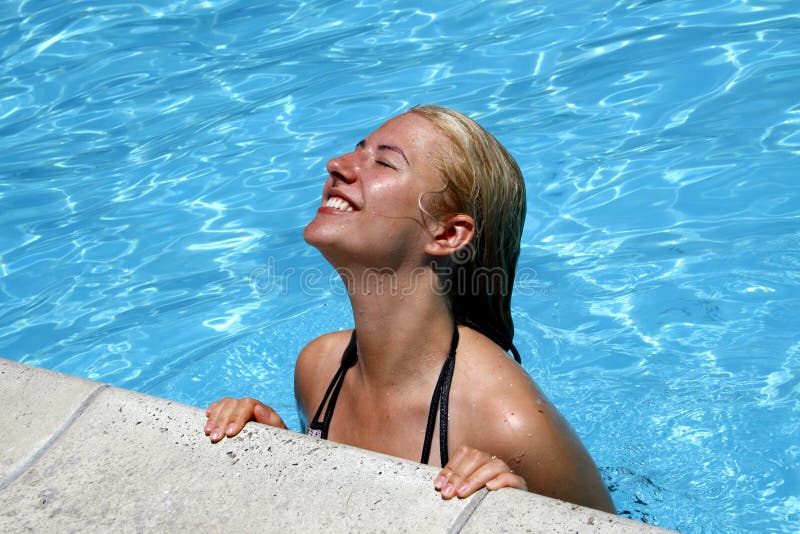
left=420, top=323, right=459, bottom=466
left=307, top=331, right=357, bottom=439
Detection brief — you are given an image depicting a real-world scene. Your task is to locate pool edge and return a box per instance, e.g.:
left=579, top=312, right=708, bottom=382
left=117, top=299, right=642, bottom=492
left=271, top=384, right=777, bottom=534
left=0, top=358, right=672, bottom=533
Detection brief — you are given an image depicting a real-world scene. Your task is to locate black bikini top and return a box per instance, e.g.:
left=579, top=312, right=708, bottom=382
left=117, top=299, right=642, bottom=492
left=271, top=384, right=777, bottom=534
left=306, top=323, right=459, bottom=466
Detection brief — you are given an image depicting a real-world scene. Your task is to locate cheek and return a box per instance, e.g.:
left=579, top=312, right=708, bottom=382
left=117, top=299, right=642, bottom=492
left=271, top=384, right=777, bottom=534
left=369, top=179, right=423, bottom=214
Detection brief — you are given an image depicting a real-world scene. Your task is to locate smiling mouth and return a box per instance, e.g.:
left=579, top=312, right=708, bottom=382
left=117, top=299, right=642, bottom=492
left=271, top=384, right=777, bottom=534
left=325, top=197, right=354, bottom=211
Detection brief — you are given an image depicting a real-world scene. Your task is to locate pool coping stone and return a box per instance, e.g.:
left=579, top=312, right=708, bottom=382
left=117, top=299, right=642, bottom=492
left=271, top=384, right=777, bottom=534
left=0, top=358, right=672, bottom=533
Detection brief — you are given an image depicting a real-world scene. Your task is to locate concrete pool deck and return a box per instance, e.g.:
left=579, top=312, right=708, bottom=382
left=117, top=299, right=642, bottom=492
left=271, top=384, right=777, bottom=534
left=0, top=358, right=672, bottom=533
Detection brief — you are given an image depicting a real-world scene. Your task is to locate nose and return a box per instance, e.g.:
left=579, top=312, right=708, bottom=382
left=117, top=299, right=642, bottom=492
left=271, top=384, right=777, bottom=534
left=326, top=151, right=358, bottom=184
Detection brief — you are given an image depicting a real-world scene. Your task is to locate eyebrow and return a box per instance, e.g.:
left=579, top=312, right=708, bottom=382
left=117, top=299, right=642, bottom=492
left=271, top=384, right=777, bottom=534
left=356, top=139, right=409, bottom=165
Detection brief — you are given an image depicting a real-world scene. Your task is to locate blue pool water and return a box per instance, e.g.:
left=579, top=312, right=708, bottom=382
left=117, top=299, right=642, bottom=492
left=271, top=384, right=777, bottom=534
left=1, top=1, right=799, bottom=531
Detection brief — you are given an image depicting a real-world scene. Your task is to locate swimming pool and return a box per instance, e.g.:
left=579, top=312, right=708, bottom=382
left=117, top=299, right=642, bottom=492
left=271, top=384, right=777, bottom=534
left=1, top=0, right=798, bottom=531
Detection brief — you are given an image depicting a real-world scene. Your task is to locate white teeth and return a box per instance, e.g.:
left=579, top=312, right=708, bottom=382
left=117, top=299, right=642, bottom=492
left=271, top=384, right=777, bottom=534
left=325, top=196, right=354, bottom=211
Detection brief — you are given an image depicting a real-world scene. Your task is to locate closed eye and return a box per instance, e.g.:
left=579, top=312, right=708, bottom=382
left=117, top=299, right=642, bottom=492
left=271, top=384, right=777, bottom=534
left=377, top=160, right=396, bottom=169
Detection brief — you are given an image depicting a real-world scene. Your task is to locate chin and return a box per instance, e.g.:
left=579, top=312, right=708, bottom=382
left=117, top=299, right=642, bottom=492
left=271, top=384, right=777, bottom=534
left=303, top=216, right=339, bottom=250
left=302, top=220, right=322, bottom=248
left=304, top=219, right=365, bottom=270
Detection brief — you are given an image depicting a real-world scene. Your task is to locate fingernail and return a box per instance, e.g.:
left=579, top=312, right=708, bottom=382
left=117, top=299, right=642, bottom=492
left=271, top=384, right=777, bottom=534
left=204, top=422, right=212, bottom=433
left=434, top=475, right=446, bottom=488
left=457, top=483, right=468, bottom=494
left=226, top=424, right=236, bottom=436
left=210, top=430, right=220, bottom=441
left=443, top=483, right=454, bottom=496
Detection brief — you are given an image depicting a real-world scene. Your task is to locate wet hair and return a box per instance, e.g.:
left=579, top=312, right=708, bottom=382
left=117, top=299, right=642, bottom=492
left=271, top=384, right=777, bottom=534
left=407, top=105, right=526, bottom=361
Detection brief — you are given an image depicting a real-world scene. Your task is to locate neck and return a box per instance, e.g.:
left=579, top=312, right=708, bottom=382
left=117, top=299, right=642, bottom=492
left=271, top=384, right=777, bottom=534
left=339, top=263, right=455, bottom=391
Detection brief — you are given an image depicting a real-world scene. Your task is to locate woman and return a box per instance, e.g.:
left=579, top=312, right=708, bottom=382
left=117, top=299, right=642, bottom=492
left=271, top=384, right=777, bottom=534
left=204, top=105, right=614, bottom=513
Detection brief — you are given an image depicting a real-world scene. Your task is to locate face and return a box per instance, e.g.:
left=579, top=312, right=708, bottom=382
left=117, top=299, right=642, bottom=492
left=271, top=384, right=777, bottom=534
left=303, top=112, right=448, bottom=269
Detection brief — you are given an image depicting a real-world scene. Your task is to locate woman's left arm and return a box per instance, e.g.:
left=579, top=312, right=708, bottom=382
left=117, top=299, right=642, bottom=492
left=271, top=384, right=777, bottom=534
left=433, top=390, right=616, bottom=513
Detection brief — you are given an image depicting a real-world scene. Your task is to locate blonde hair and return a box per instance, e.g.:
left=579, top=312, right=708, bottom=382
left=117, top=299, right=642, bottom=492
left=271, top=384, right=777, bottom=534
left=407, top=105, right=526, bottom=358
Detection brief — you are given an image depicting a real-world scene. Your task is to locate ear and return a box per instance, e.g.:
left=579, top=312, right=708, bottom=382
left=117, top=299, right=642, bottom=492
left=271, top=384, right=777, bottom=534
left=424, top=214, right=475, bottom=257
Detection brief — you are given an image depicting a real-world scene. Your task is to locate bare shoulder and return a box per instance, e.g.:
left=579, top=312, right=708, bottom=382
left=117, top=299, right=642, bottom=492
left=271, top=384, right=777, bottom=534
left=294, top=330, right=353, bottom=424
left=452, top=327, right=551, bottom=436
left=452, top=326, right=614, bottom=511
left=451, top=325, right=540, bottom=405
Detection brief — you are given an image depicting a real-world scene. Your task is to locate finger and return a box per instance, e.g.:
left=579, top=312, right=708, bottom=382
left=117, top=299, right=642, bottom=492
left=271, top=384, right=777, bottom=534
left=434, top=465, right=453, bottom=491
left=221, top=399, right=256, bottom=438
left=485, top=471, right=527, bottom=492
left=444, top=445, right=491, bottom=481
left=455, top=457, right=516, bottom=498
left=438, top=447, right=494, bottom=499
left=205, top=398, right=231, bottom=439
left=434, top=445, right=475, bottom=490
left=209, top=398, right=243, bottom=442
left=252, top=403, right=273, bottom=424
left=253, top=404, right=288, bottom=429
left=204, top=401, right=222, bottom=434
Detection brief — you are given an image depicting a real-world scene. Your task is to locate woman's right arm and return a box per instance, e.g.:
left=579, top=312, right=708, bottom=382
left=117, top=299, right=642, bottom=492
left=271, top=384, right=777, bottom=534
left=204, top=331, right=345, bottom=442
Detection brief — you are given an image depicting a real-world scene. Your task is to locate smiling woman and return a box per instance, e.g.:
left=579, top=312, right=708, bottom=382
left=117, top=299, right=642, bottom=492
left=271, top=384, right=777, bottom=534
left=204, top=105, right=615, bottom=512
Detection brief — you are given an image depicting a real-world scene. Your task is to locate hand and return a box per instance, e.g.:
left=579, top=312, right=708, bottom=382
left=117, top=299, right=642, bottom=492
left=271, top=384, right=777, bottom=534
left=434, top=445, right=527, bottom=499
left=204, top=397, right=286, bottom=443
